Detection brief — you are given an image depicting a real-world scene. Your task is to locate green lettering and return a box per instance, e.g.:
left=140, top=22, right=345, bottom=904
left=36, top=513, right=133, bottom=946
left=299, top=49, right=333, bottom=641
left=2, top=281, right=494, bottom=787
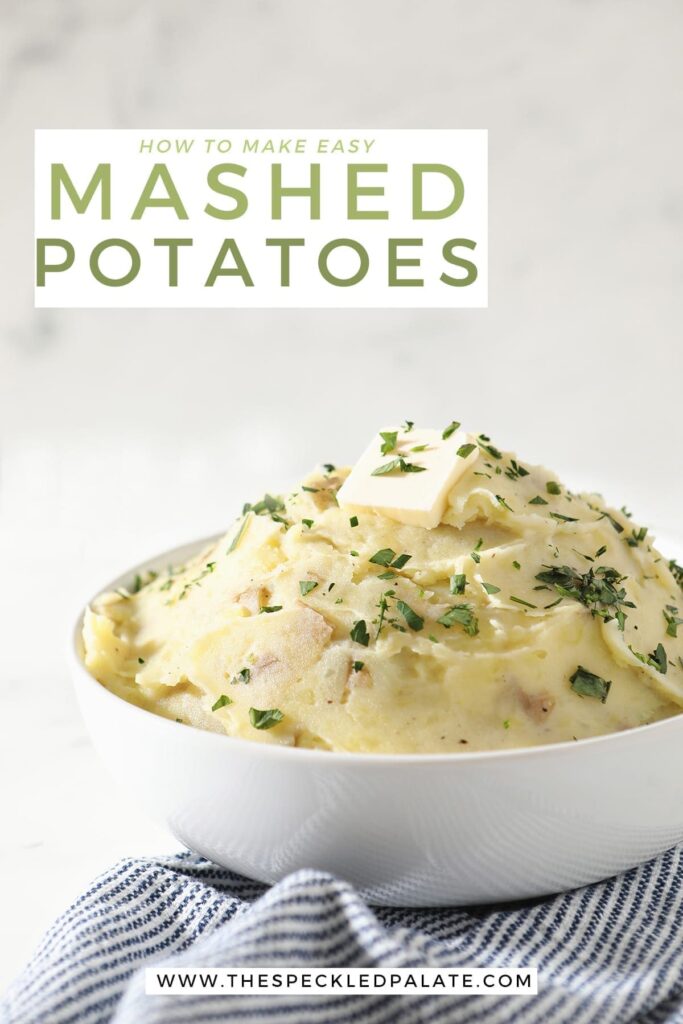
left=205, top=164, right=248, bottom=219
left=51, top=164, right=110, bottom=219
left=318, top=239, right=368, bottom=287
left=440, top=239, right=478, bottom=286
left=132, top=164, right=188, bottom=219
left=388, top=238, right=423, bottom=286
left=205, top=239, right=254, bottom=286
left=265, top=238, right=305, bottom=287
left=154, top=238, right=193, bottom=286
left=90, top=238, right=141, bottom=286
left=413, top=164, right=464, bottom=219
left=272, top=164, right=320, bottom=220
left=347, top=164, right=388, bottom=219
left=36, top=238, right=75, bottom=285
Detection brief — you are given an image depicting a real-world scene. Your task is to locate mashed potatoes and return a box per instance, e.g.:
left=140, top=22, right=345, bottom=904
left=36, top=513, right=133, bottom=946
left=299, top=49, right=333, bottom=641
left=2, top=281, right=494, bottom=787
left=82, top=436, right=683, bottom=753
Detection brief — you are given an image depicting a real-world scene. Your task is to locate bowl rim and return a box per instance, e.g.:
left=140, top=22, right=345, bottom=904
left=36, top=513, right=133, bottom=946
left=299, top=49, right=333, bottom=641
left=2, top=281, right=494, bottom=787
left=71, top=531, right=683, bottom=768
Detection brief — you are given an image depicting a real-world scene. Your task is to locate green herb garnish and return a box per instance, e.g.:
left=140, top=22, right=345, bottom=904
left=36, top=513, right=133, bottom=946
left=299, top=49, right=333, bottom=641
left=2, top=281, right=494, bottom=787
left=349, top=515, right=359, bottom=528
left=510, top=595, right=537, bottom=609
left=442, top=420, right=461, bottom=440
left=259, top=605, right=282, bottom=614
left=396, top=600, right=424, bottom=632
left=350, top=620, right=370, bottom=646
left=352, top=661, right=364, bottom=672
left=626, top=526, right=648, bottom=548
left=369, top=548, right=395, bottom=566
left=535, top=563, right=633, bottom=629
left=379, top=430, right=398, bottom=455
left=471, top=538, right=483, bottom=564
left=450, top=573, right=467, bottom=594
left=529, top=496, right=548, bottom=506
left=546, top=481, right=561, bottom=495
left=569, top=666, right=611, bottom=703
left=230, top=668, right=250, bottom=685
left=302, top=519, right=314, bottom=529
left=249, top=707, right=284, bottom=730
left=457, top=442, right=476, bottom=459
left=299, top=581, right=318, bottom=596
left=482, top=582, right=501, bottom=595
left=437, top=604, right=479, bottom=636
left=371, top=456, right=427, bottom=476
left=211, top=694, right=234, bottom=711
left=664, top=607, right=683, bottom=638
left=630, top=643, right=668, bottom=675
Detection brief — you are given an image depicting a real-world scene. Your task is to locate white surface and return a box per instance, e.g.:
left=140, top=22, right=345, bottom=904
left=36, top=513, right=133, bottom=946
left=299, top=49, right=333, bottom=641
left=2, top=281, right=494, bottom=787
left=1, top=0, right=681, bottom=989
left=72, top=538, right=683, bottom=906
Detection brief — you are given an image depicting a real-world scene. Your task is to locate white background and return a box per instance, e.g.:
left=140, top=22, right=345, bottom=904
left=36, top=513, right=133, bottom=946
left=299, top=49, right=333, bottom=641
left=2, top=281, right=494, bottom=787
left=35, top=128, right=488, bottom=307
left=1, top=0, right=682, bottom=990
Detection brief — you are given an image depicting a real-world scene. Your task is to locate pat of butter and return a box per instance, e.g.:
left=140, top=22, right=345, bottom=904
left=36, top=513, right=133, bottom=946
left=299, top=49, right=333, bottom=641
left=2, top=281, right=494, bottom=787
left=337, top=427, right=479, bottom=529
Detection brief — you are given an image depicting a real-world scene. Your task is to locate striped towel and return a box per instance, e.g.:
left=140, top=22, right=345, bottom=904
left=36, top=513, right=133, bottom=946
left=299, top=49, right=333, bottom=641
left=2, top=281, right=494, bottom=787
left=2, top=848, right=683, bottom=1024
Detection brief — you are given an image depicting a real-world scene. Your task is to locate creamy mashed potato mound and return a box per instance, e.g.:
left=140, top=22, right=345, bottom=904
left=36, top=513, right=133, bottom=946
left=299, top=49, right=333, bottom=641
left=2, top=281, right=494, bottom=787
left=83, top=439, right=683, bottom=752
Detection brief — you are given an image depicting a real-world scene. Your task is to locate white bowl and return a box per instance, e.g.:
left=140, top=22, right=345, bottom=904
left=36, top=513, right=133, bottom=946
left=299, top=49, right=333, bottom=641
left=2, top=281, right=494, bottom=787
left=71, top=536, right=683, bottom=907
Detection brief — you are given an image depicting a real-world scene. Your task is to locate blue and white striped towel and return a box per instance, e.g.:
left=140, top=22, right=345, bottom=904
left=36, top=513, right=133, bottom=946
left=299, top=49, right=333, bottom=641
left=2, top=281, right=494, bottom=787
left=3, top=847, right=683, bottom=1024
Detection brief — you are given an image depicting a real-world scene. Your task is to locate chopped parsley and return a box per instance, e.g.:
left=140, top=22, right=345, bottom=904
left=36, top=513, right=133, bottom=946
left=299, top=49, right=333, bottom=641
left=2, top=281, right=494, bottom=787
left=369, top=549, right=412, bottom=570
left=471, top=538, right=483, bottom=564
left=379, top=430, right=398, bottom=455
left=510, top=595, right=537, bottom=609
left=301, top=519, right=314, bottom=529
left=249, top=707, right=284, bottom=730
left=259, top=604, right=282, bottom=614
left=322, top=463, right=336, bottom=473
left=496, top=495, right=514, bottom=512
left=535, top=563, right=633, bottom=629
left=664, top=606, right=683, bottom=638
left=402, top=420, right=414, bottom=432
left=630, top=642, right=668, bottom=675
left=626, top=526, right=648, bottom=548
left=301, top=485, right=319, bottom=493
left=512, top=561, right=521, bottom=571
left=374, top=590, right=394, bottom=638
left=670, top=559, right=683, bottom=589
left=299, top=581, right=318, bottom=596
left=442, top=420, right=461, bottom=440
left=369, top=548, right=395, bottom=566
left=227, top=516, right=249, bottom=553
left=529, top=495, right=548, bottom=506
left=505, top=460, right=530, bottom=481
left=371, top=456, right=426, bottom=476
left=411, top=444, right=428, bottom=452
left=396, top=600, right=424, bottom=631
left=549, top=511, right=578, bottom=523
left=456, top=442, right=476, bottom=459
left=569, top=666, right=611, bottom=703
left=378, top=570, right=397, bottom=581
left=349, top=515, right=359, bottom=528
left=437, top=604, right=479, bottom=636
left=482, top=582, right=501, bottom=595
left=546, top=481, right=561, bottom=495
left=230, top=668, right=251, bottom=685
left=352, top=661, right=364, bottom=672
left=477, top=435, right=502, bottom=459
left=350, top=619, right=370, bottom=646
left=211, top=694, right=234, bottom=711
left=450, top=573, right=467, bottom=594
left=392, top=553, right=412, bottom=570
